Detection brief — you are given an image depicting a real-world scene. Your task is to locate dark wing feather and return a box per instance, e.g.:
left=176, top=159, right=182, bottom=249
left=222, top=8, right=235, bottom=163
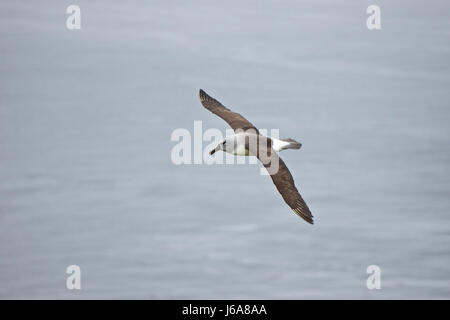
left=270, top=157, right=314, bottom=224
left=199, top=89, right=258, bottom=132
left=246, top=134, right=314, bottom=224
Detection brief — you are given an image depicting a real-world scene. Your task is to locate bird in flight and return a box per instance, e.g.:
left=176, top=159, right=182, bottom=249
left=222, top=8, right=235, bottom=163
left=198, top=89, right=314, bottom=224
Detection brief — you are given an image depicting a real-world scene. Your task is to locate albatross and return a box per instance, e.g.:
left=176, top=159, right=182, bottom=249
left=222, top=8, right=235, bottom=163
left=199, top=89, right=314, bottom=224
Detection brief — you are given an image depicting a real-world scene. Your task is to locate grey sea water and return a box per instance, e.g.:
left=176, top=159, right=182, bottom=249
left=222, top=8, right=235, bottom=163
left=0, top=0, right=449, bottom=299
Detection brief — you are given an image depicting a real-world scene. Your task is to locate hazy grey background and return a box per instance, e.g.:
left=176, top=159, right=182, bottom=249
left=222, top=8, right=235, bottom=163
left=1, top=0, right=449, bottom=299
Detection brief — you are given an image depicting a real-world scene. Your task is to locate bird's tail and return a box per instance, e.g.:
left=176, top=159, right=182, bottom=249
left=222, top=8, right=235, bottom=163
left=280, top=138, right=302, bottom=150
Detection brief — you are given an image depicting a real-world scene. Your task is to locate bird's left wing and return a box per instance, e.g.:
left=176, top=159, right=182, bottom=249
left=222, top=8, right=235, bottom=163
left=246, top=135, right=314, bottom=224
left=270, top=156, right=314, bottom=224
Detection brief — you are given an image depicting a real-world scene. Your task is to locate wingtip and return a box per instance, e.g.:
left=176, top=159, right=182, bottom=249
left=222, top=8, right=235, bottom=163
left=293, top=208, right=314, bottom=225
left=199, top=89, right=213, bottom=102
left=198, top=89, right=206, bottom=101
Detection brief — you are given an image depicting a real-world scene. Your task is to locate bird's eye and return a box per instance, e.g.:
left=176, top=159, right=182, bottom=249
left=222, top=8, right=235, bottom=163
left=222, top=141, right=226, bottom=145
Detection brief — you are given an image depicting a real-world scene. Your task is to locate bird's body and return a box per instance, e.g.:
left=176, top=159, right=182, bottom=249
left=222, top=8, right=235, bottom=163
left=228, top=132, right=252, bottom=156
left=220, top=133, right=300, bottom=156
left=198, top=89, right=314, bottom=224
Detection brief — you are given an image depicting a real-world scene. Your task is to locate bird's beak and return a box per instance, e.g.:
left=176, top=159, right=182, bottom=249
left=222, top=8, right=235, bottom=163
left=209, top=145, right=220, bottom=155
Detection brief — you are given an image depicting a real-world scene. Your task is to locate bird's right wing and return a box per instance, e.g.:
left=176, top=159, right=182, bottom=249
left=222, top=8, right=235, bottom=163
left=246, top=135, right=314, bottom=224
left=199, top=89, right=258, bottom=132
